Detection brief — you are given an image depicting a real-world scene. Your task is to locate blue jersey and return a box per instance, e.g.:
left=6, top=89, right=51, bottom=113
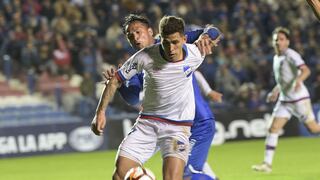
left=192, top=74, right=214, bottom=120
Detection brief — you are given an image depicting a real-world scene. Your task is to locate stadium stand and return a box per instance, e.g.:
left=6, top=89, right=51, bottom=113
left=0, top=0, right=319, bottom=123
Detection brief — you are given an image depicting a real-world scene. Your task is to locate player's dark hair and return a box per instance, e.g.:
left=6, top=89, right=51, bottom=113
left=122, top=14, right=151, bottom=34
left=159, top=16, right=185, bottom=36
left=273, top=26, right=290, bottom=39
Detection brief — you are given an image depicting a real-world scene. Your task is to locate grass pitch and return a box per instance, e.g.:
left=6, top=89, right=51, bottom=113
left=1, top=137, right=319, bottom=180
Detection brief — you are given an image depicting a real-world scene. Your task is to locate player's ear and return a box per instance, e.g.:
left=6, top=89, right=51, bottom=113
left=148, top=28, right=153, bottom=37
left=183, top=34, right=187, bottom=43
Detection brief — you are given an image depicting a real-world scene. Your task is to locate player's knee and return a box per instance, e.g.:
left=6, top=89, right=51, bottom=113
left=307, top=125, right=320, bottom=134
left=269, top=126, right=280, bottom=133
left=305, top=121, right=320, bottom=134
left=164, top=171, right=183, bottom=180
left=113, top=161, right=127, bottom=180
left=112, top=169, right=122, bottom=180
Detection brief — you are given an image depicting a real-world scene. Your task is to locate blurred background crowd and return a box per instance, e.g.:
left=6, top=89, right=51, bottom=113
left=0, top=0, right=319, bottom=119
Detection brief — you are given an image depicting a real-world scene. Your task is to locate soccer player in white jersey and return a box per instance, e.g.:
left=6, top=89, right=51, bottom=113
left=101, top=14, right=222, bottom=180
left=92, top=16, right=208, bottom=180
left=252, top=27, right=320, bottom=173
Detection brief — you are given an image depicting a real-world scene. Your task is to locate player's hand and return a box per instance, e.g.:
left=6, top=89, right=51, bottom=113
left=266, top=91, right=279, bottom=103
left=102, top=67, right=116, bottom=81
left=207, top=90, right=223, bottom=103
left=101, top=64, right=122, bottom=84
left=294, top=79, right=302, bottom=91
left=195, top=34, right=214, bottom=56
left=91, top=111, right=106, bottom=136
left=195, top=34, right=222, bottom=56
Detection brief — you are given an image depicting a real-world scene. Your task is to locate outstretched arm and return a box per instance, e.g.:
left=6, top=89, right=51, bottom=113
left=102, top=67, right=142, bottom=106
left=295, top=64, right=311, bottom=91
left=91, top=76, right=121, bottom=136
left=186, top=26, right=223, bottom=56
left=194, top=71, right=223, bottom=103
left=266, top=85, right=280, bottom=103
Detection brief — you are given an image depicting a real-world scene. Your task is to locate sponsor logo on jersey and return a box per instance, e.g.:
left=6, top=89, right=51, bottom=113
left=125, top=63, right=138, bottom=74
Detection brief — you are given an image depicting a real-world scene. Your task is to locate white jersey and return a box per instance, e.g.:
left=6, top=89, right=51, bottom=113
left=116, top=43, right=204, bottom=125
left=273, top=48, right=310, bottom=102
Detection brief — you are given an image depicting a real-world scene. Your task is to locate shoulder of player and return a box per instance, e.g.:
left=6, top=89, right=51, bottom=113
left=285, top=48, right=301, bottom=59
left=132, top=44, right=159, bottom=58
left=184, top=43, right=202, bottom=58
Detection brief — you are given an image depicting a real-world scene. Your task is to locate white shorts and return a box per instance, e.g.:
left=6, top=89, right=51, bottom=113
left=117, top=118, right=191, bottom=165
left=273, top=99, right=315, bottom=123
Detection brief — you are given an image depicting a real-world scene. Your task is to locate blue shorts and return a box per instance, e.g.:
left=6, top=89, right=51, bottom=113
left=184, top=118, right=215, bottom=176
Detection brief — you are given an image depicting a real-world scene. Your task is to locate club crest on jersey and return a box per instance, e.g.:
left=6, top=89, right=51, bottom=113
left=183, top=65, right=192, bottom=77
left=125, top=62, right=138, bottom=74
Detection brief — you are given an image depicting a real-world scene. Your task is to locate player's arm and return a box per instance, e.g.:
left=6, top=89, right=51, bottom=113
left=306, top=0, right=320, bottom=20
left=118, top=74, right=143, bottom=105
left=102, top=67, right=142, bottom=106
left=194, top=71, right=223, bottom=103
left=187, top=26, right=222, bottom=56
left=92, top=54, right=142, bottom=135
left=91, top=76, right=121, bottom=136
left=266, top=85, right=280, bottom=103
left=295, top=64, right=311, bottom=91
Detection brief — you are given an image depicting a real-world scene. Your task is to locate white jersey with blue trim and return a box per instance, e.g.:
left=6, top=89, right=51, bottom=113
left=273, top=48, right=310, bottom=102
left=116, top=43, right=204, bottom=124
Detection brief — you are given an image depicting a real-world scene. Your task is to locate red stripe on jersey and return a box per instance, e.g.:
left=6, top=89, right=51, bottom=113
left=140, top=115, right=192, bottom=126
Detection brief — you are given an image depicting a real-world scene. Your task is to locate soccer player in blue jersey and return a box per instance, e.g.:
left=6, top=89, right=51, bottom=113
left=102, top=14, right=222, bottom=179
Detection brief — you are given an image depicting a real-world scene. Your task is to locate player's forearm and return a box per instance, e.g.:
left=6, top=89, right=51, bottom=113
left=306, top=0, right=320, bottom=20
left=271, top=85, right=280, bottom=94
left=194, top=71, right=212, bottom=95
left=297, top=65, right=311, bottom=82
left=96, top=77, right=120, bottom=113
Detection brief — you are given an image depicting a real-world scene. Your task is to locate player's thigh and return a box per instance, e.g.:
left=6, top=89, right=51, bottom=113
left=118, top=119, right=158, bottom=164
left=187, top=119, right=215, bottom=170
left=163, top=156, right=185, bottom=180
left=270, top=102, right=290, bottom=132
left=294, top=99, right=316, bottom=122
left=157, top=123, right=191, bottom=164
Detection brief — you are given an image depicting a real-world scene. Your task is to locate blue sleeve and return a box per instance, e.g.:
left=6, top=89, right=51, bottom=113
left=155, top=27, right=221, bottom=44
left=154, top=30, right=204, bottom=44
left=185, top=27, right=222, bottom=43
left=185, top=29, right=204, bottom=43
left=118, top=73, right=143, bottom=105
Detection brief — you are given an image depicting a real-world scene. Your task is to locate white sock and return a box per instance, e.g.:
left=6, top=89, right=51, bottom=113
left=202, top=162, right=216, bottom=179
left=264, top=133, right=279, bottom=165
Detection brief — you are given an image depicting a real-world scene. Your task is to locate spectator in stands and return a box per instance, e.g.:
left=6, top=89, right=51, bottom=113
left=215, top=63, right=240, bottom=101
left=52, top=33, right=72, bottom=76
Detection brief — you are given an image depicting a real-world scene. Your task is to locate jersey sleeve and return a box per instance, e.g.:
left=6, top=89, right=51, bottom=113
left=116, top=52, right=145, bottom=82
left=289, top=49, right=305, bottom=67
left=185, top=27, right=222, bottom=43
left=194, top=71, right=212, bottom=96
left=117, top=73, right=143, bottom=105
left=185, top=29, right=203, bottom=43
